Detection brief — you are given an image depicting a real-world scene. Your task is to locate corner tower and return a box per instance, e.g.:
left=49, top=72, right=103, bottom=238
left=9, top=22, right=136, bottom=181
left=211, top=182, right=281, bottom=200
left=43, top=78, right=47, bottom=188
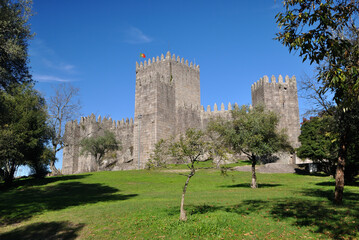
left=251, top=75, right=301, bottom=149
left=133, top=52, right=200, bottom=168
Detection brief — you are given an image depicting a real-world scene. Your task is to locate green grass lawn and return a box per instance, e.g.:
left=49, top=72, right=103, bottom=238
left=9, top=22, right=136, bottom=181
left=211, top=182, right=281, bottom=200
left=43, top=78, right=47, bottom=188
left=0, top=168, right=358, bottom=239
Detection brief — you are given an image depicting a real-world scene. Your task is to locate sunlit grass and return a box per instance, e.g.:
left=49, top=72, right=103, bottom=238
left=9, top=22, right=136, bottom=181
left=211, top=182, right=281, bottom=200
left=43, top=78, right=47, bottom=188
left=0, top=169, right=358, bottom=239
left=165, top=159, right=251, bottom=170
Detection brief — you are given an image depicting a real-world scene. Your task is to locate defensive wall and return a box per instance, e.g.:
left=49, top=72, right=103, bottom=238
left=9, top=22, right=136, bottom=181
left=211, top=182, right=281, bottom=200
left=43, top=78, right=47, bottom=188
left=62, top=52, right=300, bottom=174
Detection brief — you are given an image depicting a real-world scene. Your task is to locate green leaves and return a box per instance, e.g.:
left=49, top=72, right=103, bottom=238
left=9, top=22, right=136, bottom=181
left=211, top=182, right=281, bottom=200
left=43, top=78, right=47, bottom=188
left=209, top=105, right=291, bottom=160
left=297, top=115, right=338, bottom=163
left=0, top=0, right=34, bottom=90
left=80, top=130, right=120, bottom=164
left=170, top=128, right=210, bottom=165
left=0, top=83, right=50, bottom=183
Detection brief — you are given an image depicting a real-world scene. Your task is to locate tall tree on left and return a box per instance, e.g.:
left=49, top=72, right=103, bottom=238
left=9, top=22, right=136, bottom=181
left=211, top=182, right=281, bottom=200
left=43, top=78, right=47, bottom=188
left=0, top=0, right=34, bottom=90
left=0, top=84, right=50, bottom=186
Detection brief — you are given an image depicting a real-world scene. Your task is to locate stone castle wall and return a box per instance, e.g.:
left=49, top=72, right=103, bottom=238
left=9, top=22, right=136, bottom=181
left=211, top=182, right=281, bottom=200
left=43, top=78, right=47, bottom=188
left=62, top=52, right=301, bottom=174
left=62, top=114, right=135, bottom=175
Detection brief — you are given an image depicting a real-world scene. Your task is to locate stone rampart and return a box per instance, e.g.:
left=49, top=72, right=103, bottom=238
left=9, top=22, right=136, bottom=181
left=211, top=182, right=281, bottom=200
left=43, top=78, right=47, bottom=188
left=62, top=113, right=134, bottom=174
left=62, top=52, right=301, bottom=174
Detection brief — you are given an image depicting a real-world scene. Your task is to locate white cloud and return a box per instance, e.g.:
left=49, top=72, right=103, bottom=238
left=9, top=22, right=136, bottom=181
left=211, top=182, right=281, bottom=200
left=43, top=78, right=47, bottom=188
left=42, top=58, right=76, bottom=73
left=34, top=74, right=72, bottom=83
left=30, top=38, right=77, bottom=74
left=124, top=26, right=153, bottom=44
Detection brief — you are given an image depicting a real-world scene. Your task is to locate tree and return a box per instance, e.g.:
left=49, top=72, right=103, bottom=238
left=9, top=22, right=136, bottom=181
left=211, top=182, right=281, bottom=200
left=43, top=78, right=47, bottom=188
left=0, top=0, right=34, bottom=90
left=297, top=112, right=359, bottom=180
left=80, top=130, right=120, bottom=170
left=146, top=139, right=170, bottom=169
left=276, top=0, right=359, bottom=203
left=297, top=115, right=338, bottom=174
left=47, top=83, right=81, bottom=175
left=148, top=129, right=227, bottom=221
left=169, top=128, right=213, bottom=221
left=209, top=105, right=291, bottom=188
left=0, top=84, right=50, bottom=185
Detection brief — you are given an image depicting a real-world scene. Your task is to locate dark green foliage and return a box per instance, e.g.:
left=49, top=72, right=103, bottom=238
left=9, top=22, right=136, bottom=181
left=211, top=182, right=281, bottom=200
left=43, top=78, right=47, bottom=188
left=298, top=110, right=359, bottom=181
left=299, top=115, right=336, bottom=173
left=80, top=130, right=120, bottom=165
left=0, top=84, right=50, bottom=184
left=0, top=0, right=33, bottom=90
left=297, top=115, right=338, bottom=168
left=275, top=0, right=359, bottom=203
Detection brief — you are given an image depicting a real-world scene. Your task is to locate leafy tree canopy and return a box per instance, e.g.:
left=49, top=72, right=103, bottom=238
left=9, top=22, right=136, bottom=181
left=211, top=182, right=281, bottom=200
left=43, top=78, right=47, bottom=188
left=0, top=0, right=34, bottom=90
left=80, top=130, right=120, bottom=165
left=297, top=115, right=338, bottom=163
left=0, top=83, right=50, bottom=184
left=276, top=0, right=359, bottom=203
left=209, top=105, right=291, bottom=188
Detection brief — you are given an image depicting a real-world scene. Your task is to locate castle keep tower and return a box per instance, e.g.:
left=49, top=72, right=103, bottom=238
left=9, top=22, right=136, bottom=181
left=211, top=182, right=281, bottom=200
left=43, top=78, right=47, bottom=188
left=134, top=52, right=200, bottom=168
left=251, top=75, right=301, bottom=148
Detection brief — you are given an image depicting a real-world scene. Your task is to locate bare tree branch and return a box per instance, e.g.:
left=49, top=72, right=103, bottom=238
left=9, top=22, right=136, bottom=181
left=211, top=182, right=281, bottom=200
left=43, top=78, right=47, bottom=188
left=47, top=83, right=81, bottom=175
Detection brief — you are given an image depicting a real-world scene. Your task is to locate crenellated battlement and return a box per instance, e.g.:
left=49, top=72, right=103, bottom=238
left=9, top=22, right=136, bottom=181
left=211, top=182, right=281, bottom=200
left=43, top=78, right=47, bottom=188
left=251, top=74, right=300, bottom=149
left=136, top=51, right=200, bottom=72
left=251, top=75, right=297, bottom=91
left=200, top=102, right=241, bottom=113
left=67, top=113, right=134, bottom=130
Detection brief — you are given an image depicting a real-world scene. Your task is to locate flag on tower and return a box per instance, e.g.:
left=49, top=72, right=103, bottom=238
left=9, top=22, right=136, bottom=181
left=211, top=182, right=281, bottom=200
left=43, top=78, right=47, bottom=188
left=140, top=53, right=146, bottom=58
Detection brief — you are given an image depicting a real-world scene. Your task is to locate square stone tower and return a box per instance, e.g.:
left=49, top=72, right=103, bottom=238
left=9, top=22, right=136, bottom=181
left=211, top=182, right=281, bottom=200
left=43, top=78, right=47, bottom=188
left=251, top=75, right=301, bottom=149
left=133, top=52, right=200, bottom=168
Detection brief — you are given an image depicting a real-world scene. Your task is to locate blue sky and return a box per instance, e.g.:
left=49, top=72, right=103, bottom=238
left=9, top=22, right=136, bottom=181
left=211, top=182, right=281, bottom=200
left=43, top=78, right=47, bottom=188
left=25, top=0, right=315, bottom=172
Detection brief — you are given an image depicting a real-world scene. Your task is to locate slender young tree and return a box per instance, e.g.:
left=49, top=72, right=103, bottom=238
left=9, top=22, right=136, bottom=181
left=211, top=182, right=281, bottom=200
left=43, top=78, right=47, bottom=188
left=47, top=83, right=81, bottom=175
left=169, top=128, right=212, bottom=221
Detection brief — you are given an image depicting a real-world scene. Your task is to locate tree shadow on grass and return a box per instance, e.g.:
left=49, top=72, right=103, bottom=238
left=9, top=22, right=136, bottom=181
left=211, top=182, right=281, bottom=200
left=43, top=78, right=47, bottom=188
left=0, top=181, right=138, bottom=226
left=316, top=180, right=359, bottom=187
left=0, top=174, right=92, bottom=191
left=0, top=221, right=84, bottom=240
left=294, top=168, right=330, bottom=177
left=165, top=200, right=269, bottom=217
left=301, top=188, right=359, bottom=202
left=271, top=199, right=359, bottom=239
left=165, top=197, right=359, bottom=239
left=220, top=183, right=282, bottom=188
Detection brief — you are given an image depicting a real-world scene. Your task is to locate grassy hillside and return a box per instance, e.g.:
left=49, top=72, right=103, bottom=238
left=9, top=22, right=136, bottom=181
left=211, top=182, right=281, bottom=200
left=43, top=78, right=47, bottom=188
left=0, top=169, right=358, bottom=239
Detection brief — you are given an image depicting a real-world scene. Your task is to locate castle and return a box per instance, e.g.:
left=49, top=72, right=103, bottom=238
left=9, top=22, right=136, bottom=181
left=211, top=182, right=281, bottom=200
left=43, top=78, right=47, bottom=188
left=62, top=52, right=300, bottom=174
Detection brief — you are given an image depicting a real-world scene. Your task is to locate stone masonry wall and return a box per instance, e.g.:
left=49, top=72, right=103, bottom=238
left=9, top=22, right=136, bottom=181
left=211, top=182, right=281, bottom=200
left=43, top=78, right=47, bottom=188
left=62, top=114, right=134, bottom=174
left=63, top=52, right=301, bottom=174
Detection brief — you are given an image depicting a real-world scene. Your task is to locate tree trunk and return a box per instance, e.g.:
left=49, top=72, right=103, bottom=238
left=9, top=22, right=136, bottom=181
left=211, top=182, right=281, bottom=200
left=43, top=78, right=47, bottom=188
left=49, top=145, right=60, bottom=176
left=180, top=169, right=195, bottom=221
left=49, top=161, right=60, bottom=176
left=251, top=156, right=257, bottom=188
left=4, top=163, right=16, bottom=187
left=334, top=137, right=346, bottom=204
